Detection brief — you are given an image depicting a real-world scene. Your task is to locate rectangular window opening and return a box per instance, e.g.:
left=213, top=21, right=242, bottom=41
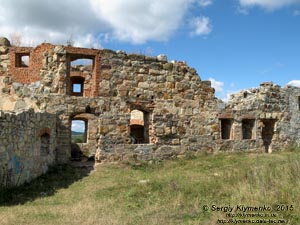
left=242, top=119, right=255, bottom=140
left=73, top=83, right=82, bottom=93
left=220, top=119, right=233, bottom=140
left=70, top=76, right=85, bottom=96
left=130, top=109, right=150, bottom=144
left=71, top=120, right=87, bottom=143
left=15, top=53, right=30, bottom=67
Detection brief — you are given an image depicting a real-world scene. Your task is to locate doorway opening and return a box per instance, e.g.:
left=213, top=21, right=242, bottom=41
left=130, top=109, right=150, bottom=144
left=242, top=119, right=255, bottom=139
left=40, top=133, right=50, bottom=157
left=71, top=119, right=87, bottom=143
left=220, top=119, right=233, bottom=140
left=261, top=119, right=276, bottom=153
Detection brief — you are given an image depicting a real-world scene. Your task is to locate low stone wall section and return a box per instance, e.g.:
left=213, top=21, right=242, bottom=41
left=0, top=109, right=56, bottom=187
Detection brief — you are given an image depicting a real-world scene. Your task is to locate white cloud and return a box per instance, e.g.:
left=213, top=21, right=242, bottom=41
left=73, top=34, right=103, bottom=49
left=90, top=0, right=192, bottom=44
left=220, top=90, right=241, bottom=102
left=197, top=0, right=213, bottom=7
left=237, top=6, right=250, bottom=15
left=208, top=78, right=241, bottom=102
left=0, top=0, right=105, bottom=47
left=190, top=16, right=212, bottom=36
left=222, top=92, right=234, bottom=103
left=287, top=80, right=300, bottom=87
left=0, top=0, right=212, bottom=46
left=209, top=78, right=224, bottom=92
left=239, top=0, right=300, bottom=11
left=72, top=120, right=85, bottom=133
left=293, top=10, right=300, bottom=16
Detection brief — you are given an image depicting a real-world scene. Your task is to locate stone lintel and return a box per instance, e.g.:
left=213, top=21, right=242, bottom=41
left=218, top=113, right=233, bottom=119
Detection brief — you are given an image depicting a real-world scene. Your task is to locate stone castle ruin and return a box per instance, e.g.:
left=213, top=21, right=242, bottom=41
left=1, top=36, right=300, bottom=187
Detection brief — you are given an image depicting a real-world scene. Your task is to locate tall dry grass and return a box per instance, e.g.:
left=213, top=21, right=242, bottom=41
left=0, top=151, right=299, bottom=224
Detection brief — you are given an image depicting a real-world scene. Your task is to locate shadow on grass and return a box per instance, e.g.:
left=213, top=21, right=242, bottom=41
left=0, top=163, right=93, bottom=206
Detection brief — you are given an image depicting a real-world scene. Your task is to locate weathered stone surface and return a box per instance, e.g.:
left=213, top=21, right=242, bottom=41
left=0, top=110, right=56, bottom=187
left=1, top=37, right=300, bottom=188
left=53, top=45, right=65, bottom=54
left=0, top=37, right=11, bottom=46
left=0, top=46, right=9, bottom=54
left=157, top=54, right=167, bottom=62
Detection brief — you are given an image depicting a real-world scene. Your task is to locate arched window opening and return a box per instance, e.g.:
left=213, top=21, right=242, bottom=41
left=130, top=109, right=149, bottom=144
left=261, top=119, right=276, bottom=153
left=69, top=57, right=94, bottom=96
left=71, top=58, right=94, bottom=72
left=71, top=119, right=87, bottom=143
left=41, top=133, right=50, bottom=157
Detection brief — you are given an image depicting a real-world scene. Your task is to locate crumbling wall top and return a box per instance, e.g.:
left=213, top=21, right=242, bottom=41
left=0, top=37, right=11, bottom=47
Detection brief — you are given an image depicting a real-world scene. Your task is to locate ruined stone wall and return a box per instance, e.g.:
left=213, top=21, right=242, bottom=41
left=218, top=82, right=300, bottom=152
left=40, top=49, right=220, bottom=162
left=0, top=37, right=10, bottom=76
left=0, top=43, right=218, bottom=162
left=285, top=86, right=300, bottom=144
left=66, top=46, right=101, bottom=97
left=2, top=37, right=300, bottom=170
left=8, top=44, right=54, bottom=84
left=0, top=109, right=56, bottom=187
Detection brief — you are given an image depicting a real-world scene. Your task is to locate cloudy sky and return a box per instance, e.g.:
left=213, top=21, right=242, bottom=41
left=72, top=120, right=85, bottom=133
left=1, top=0, right=300, bottom=103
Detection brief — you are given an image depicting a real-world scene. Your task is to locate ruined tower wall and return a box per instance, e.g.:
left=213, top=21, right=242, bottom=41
left=0, top=109, right=56, bottom=187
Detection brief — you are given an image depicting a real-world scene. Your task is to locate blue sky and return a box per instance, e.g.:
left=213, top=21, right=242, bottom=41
left=1, top=0, right=300, bottom=101
left=100, top=1, right=300, bottom=100
left=72, top=120, right=85, bottom=133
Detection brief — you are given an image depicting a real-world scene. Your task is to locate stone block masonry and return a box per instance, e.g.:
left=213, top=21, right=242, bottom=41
left=0, top=109, right=56, bottom=187
left=1, top=36, right=300, bottom=187
left=221, top=83, right=300, bottom=153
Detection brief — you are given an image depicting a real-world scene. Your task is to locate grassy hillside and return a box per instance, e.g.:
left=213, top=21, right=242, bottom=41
left=71, top=131, right=85, bottom=143
left=0, top=151, right=299, bottom=224
left=71, top=131, right=84, bottom=136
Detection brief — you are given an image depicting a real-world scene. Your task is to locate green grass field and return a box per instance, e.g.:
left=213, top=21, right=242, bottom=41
left=1, top=151, right=299, bottom=225
left=71, top=134, right=85, bottom=143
